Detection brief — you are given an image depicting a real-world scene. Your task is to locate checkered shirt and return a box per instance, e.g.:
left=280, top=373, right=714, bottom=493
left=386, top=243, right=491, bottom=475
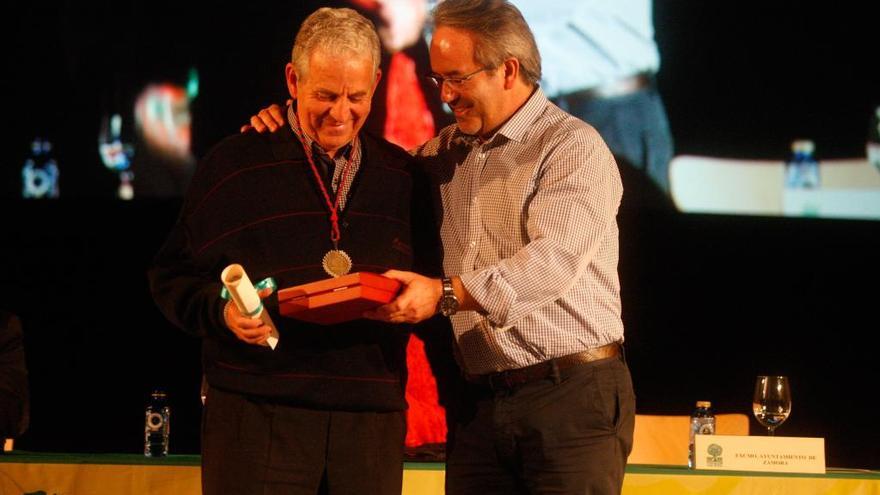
left=415, top=88, right=625, bottom=374
left=288, top=105, right=361, bottom=210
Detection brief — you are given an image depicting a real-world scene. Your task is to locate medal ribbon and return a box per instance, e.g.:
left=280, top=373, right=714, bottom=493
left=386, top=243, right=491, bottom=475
left=290, top=110, right=356, bottom=247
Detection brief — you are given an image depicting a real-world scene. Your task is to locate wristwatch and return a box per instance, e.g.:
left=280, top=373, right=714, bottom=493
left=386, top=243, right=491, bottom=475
left=438, top=277, right=460, bottom=317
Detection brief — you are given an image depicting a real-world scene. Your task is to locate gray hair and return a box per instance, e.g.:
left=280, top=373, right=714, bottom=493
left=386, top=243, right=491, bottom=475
left=292, top=8, right=381, bottom=81
left=432, top=0, right=541, bottom=86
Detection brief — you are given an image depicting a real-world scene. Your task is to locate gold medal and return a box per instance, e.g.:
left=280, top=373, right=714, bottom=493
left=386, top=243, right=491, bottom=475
left=322, top=249, right=352, bottom=277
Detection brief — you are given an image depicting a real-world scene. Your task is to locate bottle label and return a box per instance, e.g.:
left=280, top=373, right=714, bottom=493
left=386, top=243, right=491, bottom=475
left=146, top=411, right=165, bottom=432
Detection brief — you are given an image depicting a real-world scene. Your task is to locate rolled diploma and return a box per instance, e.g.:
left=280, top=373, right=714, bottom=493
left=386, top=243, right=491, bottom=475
left=221, top=264, right=279, bottom=349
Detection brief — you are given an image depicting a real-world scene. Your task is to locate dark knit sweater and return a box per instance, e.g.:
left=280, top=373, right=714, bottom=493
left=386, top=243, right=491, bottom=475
left=148, top=127, right=414, bottom=412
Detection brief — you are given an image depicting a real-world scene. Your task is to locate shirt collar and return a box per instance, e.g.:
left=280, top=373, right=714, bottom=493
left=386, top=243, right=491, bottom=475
left=493, top=86, right=547, bottom=144
left=450, top=86, right=548, bottom=148
left=287, top=104, right=353, bottom=159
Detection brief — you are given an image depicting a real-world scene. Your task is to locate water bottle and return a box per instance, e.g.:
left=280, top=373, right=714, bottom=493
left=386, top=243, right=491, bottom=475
left=868, top=106, right=880, bottom=173
left=688, top=400, right=715, bottom=469
left=785, top=139, right=820, bottom=189
left=144, top=390, right=170, bottom=457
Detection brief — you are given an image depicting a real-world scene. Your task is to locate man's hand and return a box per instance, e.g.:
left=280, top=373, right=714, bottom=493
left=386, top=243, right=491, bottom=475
left=239, top=102, right=289, bottom=133
left=222, top=287, right=274, bottom=346
left=364, top=270, right=442, bottom=323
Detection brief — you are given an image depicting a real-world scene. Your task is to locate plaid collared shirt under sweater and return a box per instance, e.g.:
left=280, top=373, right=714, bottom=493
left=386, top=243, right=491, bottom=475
left=288, top=105, right=361, bottom=210
left=415, top=88, right=625, bottom=375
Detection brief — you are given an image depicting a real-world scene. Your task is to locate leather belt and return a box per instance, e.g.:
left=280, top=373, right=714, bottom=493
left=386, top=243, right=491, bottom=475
left=467, top=343, right=621, bottom=392
left=558, top=72, right=653, bottom=103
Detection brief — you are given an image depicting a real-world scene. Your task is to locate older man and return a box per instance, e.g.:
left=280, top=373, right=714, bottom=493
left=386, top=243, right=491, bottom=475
left=148, top=8, right=416, bottom=495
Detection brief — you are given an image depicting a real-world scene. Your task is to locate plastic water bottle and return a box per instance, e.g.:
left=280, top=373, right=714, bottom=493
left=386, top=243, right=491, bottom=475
left=688, top=400, right=715, bottom=469
left=868, top=106, right=880, bottom=173
left=144, top=390, right=170, bottom=457
left=785, top=139, right=820, bottom=189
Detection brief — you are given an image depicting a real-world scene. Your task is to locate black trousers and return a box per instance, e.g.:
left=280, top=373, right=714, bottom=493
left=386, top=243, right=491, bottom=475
left=201, top=387, right=405, bottom=495
left=446, top=355, right=636, bottom=495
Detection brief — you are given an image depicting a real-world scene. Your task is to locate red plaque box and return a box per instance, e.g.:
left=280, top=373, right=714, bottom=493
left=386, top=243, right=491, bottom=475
left=277, top=272, right=401, bottom=325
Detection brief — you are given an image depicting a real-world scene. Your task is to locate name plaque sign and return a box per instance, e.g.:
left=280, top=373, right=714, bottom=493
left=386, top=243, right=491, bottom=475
left=694, top=434, right=825, bottom=474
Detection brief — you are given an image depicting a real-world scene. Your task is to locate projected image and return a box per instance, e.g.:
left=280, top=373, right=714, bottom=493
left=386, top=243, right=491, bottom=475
left=94, top=71, right=199, bottom=200
left=8, top=1, right=878, bottom=216
left=669, top=111, right=880, bottom=221
left=238, top=0, right=879, bottom=220
left=350, top=0, right=672, bottom=206
left=134, top=83, right=194, bottom=165
left=129, top=79, right=197, bottom=198
left=512, top=2, right=880, bottom=221
left=21, top=138, right=59, bottom=199
left=98, top=113, right=135, bottom=200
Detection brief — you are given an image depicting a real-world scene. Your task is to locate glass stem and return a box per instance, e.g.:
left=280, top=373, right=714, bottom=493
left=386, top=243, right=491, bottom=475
left=768, top=427, right=774, bottom=436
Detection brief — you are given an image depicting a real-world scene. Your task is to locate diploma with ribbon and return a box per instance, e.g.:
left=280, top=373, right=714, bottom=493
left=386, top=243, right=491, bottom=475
left=220, top=264, right=279, bottom=349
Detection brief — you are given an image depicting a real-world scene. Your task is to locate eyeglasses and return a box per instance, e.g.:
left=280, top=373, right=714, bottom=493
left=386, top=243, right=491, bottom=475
left=426, top=67, right=492, bottom=89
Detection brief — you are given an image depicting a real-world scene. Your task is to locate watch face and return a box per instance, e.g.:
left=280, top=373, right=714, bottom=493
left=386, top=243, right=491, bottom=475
left=440, top=296, right=459, bottom=317
left=439, top=278, right=459, bottom=316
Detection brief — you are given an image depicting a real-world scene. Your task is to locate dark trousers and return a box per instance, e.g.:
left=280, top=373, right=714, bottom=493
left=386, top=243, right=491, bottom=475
left=446, top=356, right=635, bottom=495
left=201, top=386, right=405, bottom=495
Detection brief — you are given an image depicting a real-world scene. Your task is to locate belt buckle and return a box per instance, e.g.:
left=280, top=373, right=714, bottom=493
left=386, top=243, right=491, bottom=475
left=490, top=365, right=545, bottom=391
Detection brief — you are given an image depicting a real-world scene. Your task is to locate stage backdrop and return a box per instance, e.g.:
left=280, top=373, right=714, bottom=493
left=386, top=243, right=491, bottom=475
left=3, top=0, right=879, bottom=470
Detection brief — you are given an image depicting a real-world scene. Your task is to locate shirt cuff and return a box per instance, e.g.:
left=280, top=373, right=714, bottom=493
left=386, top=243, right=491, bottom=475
left=459, top=267, right=516, bottom=327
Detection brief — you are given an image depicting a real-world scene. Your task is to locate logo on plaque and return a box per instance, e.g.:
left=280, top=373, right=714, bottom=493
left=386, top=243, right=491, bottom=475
left=707, top=443, right=723, bottom=467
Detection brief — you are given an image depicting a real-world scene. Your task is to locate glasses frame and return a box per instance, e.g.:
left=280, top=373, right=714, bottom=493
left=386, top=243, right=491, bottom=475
left=426, top=67, right=492, bottom=89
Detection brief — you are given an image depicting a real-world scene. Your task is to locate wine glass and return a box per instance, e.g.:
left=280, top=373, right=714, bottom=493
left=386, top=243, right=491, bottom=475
left=752, top=375, right=792, bottom=436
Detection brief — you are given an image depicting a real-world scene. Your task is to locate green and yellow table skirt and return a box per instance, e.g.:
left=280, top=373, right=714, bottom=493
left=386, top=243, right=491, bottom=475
left=1, top=452, right=877, bottom=494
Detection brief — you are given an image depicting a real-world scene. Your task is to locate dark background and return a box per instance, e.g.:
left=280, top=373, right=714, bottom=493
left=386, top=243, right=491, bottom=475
left=2, top=1, right=879, bottom=469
